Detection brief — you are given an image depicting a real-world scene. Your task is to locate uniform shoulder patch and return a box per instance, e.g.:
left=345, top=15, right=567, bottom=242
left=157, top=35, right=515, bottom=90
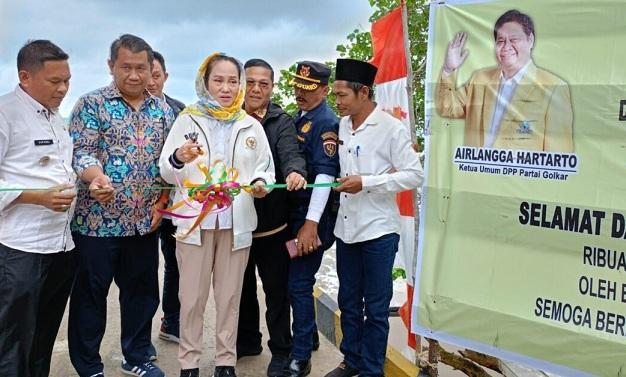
left=321, top=131, right=338, bottom=157
left=321, top=131, right=338, bottom=141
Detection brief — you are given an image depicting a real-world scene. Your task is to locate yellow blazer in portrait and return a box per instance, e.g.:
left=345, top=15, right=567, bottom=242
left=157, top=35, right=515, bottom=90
left=435, top=63, right=574, bottom=152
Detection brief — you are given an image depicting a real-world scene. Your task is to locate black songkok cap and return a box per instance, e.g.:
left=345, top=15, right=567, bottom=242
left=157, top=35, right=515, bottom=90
left=335, top=58, right=378, bottom=87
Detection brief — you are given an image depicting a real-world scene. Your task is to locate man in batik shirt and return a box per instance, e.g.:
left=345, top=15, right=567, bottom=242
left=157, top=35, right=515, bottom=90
left=67, top=34, right=174, bottom=377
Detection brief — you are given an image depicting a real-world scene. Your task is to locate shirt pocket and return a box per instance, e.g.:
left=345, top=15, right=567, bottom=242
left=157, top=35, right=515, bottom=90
left=32, top=142, right=58, bottom=169
left=354, top=149, right=381, bottom=176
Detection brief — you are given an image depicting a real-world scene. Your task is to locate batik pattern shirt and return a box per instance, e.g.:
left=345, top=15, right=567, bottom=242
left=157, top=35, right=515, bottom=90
left=70, top=84, right=174, bottom=237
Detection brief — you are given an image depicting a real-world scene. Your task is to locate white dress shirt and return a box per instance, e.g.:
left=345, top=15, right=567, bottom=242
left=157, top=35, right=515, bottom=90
left=485, top=62, right=531, bottom=148
left=0, top=86, right=76, bottom=253
left=334, top=105, right=423, bottom=243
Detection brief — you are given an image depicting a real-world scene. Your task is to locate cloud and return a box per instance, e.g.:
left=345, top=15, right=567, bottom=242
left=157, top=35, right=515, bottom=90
left=0, top=0, right=373, bottom=115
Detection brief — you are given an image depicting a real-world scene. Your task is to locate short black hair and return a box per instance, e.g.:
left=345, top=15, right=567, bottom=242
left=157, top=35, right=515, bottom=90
left=494, top=10, right=535, bottom=40
left=17, top=40, right=69, bottom=72
left=244, top=59, right=274, bottom=81
left=153, top=51, right=166, bottom=73
left=110, top=34, right=154, bottom=65
left=347, top=81, right=374, bottom=100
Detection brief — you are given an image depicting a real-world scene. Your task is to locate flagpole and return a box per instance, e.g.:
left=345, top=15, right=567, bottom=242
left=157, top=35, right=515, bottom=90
left=400, top=0, right=424, bottom=357
left=401, top=0, right=417, bottom=133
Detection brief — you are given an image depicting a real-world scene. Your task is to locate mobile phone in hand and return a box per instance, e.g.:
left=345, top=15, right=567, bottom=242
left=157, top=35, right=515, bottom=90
left=285, top=237, right=322, bottom=259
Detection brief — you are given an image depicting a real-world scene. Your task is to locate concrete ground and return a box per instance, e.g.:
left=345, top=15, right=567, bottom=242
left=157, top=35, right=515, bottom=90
left=49, top=259, right=343, bottom=377
left=317, top=249, right=503, bottom=377
left=47, top=247, right=527, bottom=377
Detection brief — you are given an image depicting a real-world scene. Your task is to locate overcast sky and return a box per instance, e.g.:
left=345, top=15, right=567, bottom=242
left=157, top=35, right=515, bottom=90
left=0, top=0, right=373, bottom=115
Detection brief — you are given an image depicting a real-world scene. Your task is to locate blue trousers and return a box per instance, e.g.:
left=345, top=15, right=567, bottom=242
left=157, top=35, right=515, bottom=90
left=68, top=232, right=160, bottom=377
left=336, top=233, right=399, bottom=377
left=288, top=246, right=325, bottom=361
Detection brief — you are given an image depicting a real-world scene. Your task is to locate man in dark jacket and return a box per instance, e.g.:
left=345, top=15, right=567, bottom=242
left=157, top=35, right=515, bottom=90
left=147, top=50, right=185, bottom=346
left=237, top=59, right=307, bottom=377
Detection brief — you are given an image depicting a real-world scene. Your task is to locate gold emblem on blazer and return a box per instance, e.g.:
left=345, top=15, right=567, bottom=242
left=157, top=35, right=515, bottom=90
left=245, top=136, right=257, bottom=150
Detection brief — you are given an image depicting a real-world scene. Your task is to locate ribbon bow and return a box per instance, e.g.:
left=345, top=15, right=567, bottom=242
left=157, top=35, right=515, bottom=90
left=159, top=160, right=252, bottom=239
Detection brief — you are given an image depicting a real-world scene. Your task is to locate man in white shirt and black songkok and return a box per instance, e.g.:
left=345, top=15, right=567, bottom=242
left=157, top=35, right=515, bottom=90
left=325, top=58, right=423, bottom=377
left=0, top=40, right=76, bottom=377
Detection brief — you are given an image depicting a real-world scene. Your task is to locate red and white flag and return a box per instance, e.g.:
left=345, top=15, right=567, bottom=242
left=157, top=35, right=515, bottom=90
left=371, top=4, right=418, bottom=349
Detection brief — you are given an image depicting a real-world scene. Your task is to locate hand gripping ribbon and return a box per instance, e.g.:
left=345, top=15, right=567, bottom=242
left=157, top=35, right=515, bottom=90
left=158, top=160, right=252, bottom=239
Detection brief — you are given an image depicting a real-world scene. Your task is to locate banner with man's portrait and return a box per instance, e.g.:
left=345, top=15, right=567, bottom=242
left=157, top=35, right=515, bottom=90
left=413, top=0, right=626, bottom=375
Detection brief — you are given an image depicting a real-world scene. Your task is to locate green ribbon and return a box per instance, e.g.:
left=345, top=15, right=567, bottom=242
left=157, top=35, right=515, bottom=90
left=263, top=182, right=340, bottom=189
left=0, top=182, right=340, bottom=192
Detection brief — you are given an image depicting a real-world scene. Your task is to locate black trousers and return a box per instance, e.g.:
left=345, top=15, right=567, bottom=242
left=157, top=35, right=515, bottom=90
left=68, top=232, right=159, bottom=377
left=237, top=228, right=292, bottom=356
left=0, top=243, right=78, bottom=377
left=159, top=219, right=180, bottom=330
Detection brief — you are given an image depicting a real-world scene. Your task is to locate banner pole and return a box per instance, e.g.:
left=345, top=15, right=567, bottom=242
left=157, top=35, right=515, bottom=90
left=400, top=0, right=425, bottom=359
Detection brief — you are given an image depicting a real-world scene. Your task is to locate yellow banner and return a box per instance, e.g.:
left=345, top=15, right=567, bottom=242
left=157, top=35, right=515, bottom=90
left=414, top=1, right=626, bottom=376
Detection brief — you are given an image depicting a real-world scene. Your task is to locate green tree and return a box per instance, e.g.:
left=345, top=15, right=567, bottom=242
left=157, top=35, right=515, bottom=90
left=273, top=0, right=429, bottom=143
left=271, top=64, right=298, bottom=116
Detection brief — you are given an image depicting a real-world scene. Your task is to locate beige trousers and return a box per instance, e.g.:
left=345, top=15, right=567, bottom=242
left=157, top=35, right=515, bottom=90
left=176, top=229, right=250, bottom=369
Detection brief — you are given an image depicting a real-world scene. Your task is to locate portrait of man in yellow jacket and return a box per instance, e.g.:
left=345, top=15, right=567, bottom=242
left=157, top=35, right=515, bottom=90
left=435, top=9, right=574, bottom=152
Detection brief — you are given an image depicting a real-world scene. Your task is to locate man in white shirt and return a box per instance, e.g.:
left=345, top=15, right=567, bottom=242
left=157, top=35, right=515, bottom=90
left=0, top=40, right=76, bottom=377
left=326, top=59, right=423, bottom=377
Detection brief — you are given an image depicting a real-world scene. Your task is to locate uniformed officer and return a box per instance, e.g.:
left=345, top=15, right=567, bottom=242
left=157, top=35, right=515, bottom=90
left=282, top=61, right=340, bottom=377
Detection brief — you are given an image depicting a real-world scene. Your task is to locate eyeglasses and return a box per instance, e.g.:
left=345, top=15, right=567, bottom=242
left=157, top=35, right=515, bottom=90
left=246, top=79, right=272, bottom=90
